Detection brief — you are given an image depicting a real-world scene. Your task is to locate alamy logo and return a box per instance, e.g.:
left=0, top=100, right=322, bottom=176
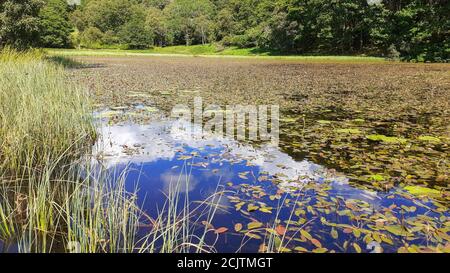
left=171, top=97, right=280, bottom=146
left=66, top=0, right=81, bottom=5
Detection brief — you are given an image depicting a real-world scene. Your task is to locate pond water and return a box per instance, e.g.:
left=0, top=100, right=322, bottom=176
left=90, top=105, right=450, bottom=253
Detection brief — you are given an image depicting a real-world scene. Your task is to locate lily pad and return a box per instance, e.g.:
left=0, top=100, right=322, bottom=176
left=417, top=136, right=441, bottom=143
left=335, top=128, right=361, bottom=134
left=247, top=221, right=263, bottom=230
left=366, top=134, right=407, bottom=144
left=97, top=110, right=122, bottom=118
left=384, top=225, right=408, bottom=236
left=369, top=174, right=386, bottom=182
left=317, top=120, right=332, bottom=124
left=404, top=186, right=440, bottom=196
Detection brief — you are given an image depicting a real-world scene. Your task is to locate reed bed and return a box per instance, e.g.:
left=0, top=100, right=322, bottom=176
left=0, top=49, right=219, bottom=253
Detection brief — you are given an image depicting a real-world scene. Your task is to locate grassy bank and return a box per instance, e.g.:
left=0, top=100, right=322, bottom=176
left=46, top=45, right=387, bottom=63
left=0, top=48, right=130, bottom=252
left=0, top=48, right=95, bottom=172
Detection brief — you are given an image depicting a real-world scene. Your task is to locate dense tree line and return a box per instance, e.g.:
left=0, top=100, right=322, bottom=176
left=1, top=0, right=449, bottom=61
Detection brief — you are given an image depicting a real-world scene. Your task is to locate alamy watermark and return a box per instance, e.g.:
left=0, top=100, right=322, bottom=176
left=66, top=0, right=81, bottom=5
left=170, top=97, right=280, bottom=146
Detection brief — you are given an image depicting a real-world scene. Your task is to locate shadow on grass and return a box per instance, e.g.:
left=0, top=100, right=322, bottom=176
left=247, top=47, right=284, bottom=56
left=46, top=55, right=105, bottom=69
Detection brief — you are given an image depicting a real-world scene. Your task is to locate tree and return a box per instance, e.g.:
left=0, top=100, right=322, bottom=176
left=146, top=7, right=169, bottom=46
left=73, top=0, right=138, bottom=33
left=383, top=0, right=450, bottom=61
left=71, top=0, right=149, bottom=47
left=164, top=0, right=214, bottom=46
left=118, top=9, right=153, bottom=49
left=141, top=0, right=171, bottom=9
left=39, top=0, right=73, bottom=48
left=62, top=0, right=449, bottom=61
left=0, top=0, right=44, bottom=49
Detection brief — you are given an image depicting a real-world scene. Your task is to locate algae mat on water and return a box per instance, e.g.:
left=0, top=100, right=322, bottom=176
left=66, top=56, right=449, bottom=252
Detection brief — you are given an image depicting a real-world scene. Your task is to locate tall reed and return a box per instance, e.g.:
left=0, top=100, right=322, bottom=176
left=0, top=48, right=139, bottom=252
left=0, top=47, right=95, bottom=173
left=0, top=48, right=220, bottom=253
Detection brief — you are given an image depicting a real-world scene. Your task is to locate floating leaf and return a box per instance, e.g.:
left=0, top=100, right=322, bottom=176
left=300, top=229, right=313, bottom=241
left=234, top=223, right=243, bottom=232
left=258, top=244, right=267, bottom=252
left=279, top=247, right=292, bottom=253
left=317, top=120, right=332, bottom=124
left=343, top=228, right=353, bottom=234
left=311, top=238, right=322, bottom=248
left=248, top=221, right=263, bottom=230
left=275, top=225, right=287, bottom=236
left=274, top=236, right=282, bottom=248
left=353, top=229, right=361, bottom=238
left=246, top=233, right=262, bottom=240
left=417, top=136, right=441, bottom=143
left=366, top=134, right=407, bottom=144
left=235, top=202, right=245, bottom=211
left=247, top=204, right=259, bottom=212
left=238, top=172, right=249, bottom=179
left=381, top=235, right=394, bottom=245
left=201, top=221, right=213, bottom=229
left=97, top=110, right=121, bottom=119
left=353, top=243, right=362, bottom=253
left=369, top=174, right=385, bottom=182
left=312, top=248, right=328, bottom=253
left=331, top=228, right=339, bottom=239
left=294, top=246, right=308, bottom=252
left=259, top=207, right=272, bottom=213
left=384, top=225, right=407, bottom=236
left=215, top=227, right=228, bottom=234
left=404, top=186, right=440, bottom=197
left=295, top=209, right=305, bottom=216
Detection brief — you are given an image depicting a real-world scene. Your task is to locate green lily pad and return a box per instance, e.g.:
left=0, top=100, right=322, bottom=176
left=404, top=186, right=440, bottom=196
left=417, top=136, right=441, bottom=143
left=335, top=128, right=361, bottom=134
left=384, top=225, right=408, bottom=236
left=97, top=110, right=121, bottom=118
left=317, top=120, right=332, bottom=124
left=366, top=134, right=407, bottom=144
left=369, top=174, right=385, bottom=181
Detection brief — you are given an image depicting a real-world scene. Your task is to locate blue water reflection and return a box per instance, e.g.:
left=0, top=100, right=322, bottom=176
left=93, top=112, right=448, bottom=253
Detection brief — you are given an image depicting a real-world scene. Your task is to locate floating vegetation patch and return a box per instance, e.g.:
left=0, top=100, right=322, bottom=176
left=65, top=56, right=449, bottom=253
left=366, top=134, right=408, bottom=144
left=87, top=107, right=449, bottom=253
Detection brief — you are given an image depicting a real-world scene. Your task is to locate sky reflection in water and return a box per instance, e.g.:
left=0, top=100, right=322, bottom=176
left=89, top=108, right=450, bottom=253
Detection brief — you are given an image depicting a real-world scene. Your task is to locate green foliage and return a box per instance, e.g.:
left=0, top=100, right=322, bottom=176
left=2, top=0, right=447, bottom=61
left=164, top=0, right=214, bottom=46
left=385, top=0, right=450, bottom=62
left=119, top=15, right=153, bottom=49
left=145, top=7, right=168, bottom=46
left=39, top=0, right=73, bottom=48
left=79, top=26, right=104, bottom=48
left=0, top=0, right=44, bottom=49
